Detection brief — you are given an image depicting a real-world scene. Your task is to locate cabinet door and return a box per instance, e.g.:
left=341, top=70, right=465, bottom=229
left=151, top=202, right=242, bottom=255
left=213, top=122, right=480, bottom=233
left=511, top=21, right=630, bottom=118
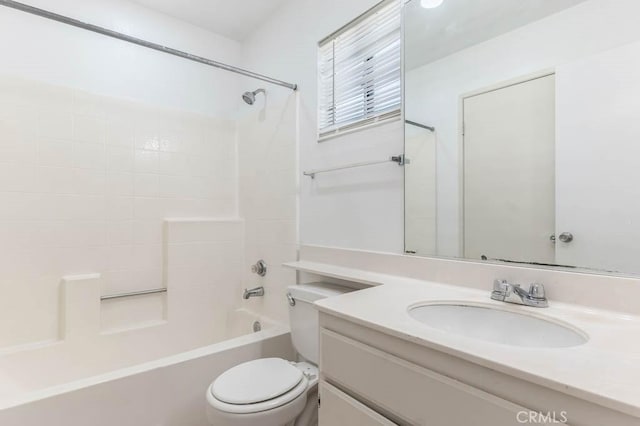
left=320, top=382, right=398, bottom=426
left=321, top=329, right=559, bottom=426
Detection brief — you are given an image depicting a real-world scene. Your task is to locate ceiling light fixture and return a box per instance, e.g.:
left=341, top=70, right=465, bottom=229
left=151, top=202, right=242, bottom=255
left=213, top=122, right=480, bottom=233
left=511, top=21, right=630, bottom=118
left=420, top=0, right=444, bottom=8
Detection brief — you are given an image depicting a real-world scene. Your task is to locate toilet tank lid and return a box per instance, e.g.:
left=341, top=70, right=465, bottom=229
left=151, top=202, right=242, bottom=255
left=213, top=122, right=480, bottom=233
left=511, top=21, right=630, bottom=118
left=287, top=282, right=353, bottom=303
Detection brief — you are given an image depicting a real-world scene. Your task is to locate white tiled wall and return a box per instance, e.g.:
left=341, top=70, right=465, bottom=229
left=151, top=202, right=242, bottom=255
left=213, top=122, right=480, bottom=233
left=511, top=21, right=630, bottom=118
left=238, top=92, right=298, bottom=323
left=164, top=218, right=244, bottom=334
left=0, top=218, right=246, bottom=400
left=0, top=75, right=238, bottom=349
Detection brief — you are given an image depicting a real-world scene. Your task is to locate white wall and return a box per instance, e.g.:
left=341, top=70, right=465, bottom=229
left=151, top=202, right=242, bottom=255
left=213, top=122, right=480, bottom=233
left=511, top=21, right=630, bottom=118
left=0, top=219, right=243, bottom=400
left=0, top=74, right=239, bottom=348
left=404, top=125, right=437, bottom=256
left=242, top=0, right=405, bottom=253
left=237, top=93, right=298, bottom=323
left=406, top=0, right=640, bottom=257
left=0, top=0, right=242, bottom=117
left=0, top=0, right=244, bottom=348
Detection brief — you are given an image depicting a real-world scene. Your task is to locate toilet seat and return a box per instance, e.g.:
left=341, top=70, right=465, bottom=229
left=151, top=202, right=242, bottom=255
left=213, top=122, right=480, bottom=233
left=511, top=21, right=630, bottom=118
left=208, top=358, right=309, bottom=415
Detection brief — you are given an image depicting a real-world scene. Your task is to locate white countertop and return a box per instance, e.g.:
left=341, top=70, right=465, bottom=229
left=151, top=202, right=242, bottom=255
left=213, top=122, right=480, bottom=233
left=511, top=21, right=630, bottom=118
left=285, top=260, right=640, bottom=418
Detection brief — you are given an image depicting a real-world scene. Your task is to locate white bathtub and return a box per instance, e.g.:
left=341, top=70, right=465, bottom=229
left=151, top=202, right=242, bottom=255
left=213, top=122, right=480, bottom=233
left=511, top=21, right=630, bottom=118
left=0, top=310, right=293, bottom=426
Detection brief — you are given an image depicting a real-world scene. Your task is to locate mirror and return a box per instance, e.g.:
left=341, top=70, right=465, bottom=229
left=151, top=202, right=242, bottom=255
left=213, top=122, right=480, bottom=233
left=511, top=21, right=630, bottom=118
left=404, top=0, right=640, bottom=275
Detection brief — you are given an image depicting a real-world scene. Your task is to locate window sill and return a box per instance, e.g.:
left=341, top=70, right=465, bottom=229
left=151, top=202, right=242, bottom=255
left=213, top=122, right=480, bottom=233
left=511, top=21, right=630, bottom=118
left=318, top=113, right=401, bottom=143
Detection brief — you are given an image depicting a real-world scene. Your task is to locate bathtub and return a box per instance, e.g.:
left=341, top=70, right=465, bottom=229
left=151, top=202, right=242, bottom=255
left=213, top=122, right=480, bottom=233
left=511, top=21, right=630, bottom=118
left=0, top=309, right=293, bottom=426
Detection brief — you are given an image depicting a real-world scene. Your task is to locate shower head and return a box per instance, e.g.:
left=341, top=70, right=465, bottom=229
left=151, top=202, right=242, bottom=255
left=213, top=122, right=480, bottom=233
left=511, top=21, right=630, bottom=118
left=242, top=88, right=265, bottom=105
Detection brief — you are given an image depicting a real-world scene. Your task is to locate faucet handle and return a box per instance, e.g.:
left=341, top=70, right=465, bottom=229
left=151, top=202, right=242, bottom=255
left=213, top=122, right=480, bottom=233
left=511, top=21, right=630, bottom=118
left=251, top=260, right=267, bottom=277
left=528, top=283, right=546, bottom=300
left=491, top=279, right=510, bottom=301
left=493, top=279, right=508, bottom=293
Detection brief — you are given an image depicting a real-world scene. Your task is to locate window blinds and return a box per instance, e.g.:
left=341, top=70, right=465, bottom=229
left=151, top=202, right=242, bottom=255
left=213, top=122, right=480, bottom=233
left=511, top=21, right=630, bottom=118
left=318, top=0, right=402, bottom=139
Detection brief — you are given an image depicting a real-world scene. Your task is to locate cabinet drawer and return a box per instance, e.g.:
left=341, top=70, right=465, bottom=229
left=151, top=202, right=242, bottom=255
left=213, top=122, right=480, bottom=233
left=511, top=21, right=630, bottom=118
left=320, top=382, right=398, bottom=426
left=321, top=329, right=550, bottom=426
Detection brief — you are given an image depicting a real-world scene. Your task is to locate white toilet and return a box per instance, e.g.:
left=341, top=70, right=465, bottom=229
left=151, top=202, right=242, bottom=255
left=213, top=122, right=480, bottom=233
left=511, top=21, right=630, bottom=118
left=205, top=283, right=352, bottom=426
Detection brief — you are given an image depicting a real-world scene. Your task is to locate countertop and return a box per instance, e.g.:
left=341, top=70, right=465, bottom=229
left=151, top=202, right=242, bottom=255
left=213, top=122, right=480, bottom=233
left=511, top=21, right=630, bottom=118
left=285, top=261, right=640, bottom=418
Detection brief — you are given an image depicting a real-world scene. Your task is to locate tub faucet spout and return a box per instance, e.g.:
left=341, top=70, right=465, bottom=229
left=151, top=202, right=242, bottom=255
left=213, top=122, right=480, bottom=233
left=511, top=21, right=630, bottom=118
left=243, top=286, right=265, bottom=300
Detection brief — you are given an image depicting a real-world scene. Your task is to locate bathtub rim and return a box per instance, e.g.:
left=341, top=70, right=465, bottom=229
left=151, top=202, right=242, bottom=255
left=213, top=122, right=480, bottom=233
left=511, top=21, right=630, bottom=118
left=0, top=324, right=290, bottom=411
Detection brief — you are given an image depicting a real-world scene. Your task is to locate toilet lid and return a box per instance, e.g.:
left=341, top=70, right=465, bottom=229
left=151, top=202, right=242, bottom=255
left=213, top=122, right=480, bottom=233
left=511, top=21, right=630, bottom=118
left=211, top=358, right=304, bottom=405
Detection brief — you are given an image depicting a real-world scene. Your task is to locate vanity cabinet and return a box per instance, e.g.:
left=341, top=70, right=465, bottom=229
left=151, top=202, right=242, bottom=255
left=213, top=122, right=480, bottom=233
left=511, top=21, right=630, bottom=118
left=318, top=312, right=636, bottom=426
left=320, top=329, right=533, bottom=426
left=319, top=382, right=398, bottom=426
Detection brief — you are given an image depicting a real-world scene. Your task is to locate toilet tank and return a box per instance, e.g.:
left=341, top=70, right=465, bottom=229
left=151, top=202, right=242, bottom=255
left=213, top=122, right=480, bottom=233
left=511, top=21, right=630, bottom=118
left=287, top=283, right=353, bottom=364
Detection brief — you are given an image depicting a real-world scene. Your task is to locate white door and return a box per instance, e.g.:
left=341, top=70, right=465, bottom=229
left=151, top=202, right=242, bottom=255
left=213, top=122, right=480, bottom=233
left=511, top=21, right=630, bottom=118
left=556, top=41, right=640, bottom=274
left=463, top=74, right=556, bottom=264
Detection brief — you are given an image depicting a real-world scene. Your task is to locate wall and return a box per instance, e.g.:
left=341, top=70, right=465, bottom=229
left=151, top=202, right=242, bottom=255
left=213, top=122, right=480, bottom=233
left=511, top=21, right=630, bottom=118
left=404, top=125, right=437, bottom=256
left=237, top=92, right=299, bottom=323
left=0, top=219, right=243, bottom=402
left=0, top=0, right=241, bottom=117
left=0, top=75, right=239, bottom=349
left=241, top=0, right=405, bottom=254
left=405, top=0, right=640, bottom=257
left=0, top=0, right=244, bottom=349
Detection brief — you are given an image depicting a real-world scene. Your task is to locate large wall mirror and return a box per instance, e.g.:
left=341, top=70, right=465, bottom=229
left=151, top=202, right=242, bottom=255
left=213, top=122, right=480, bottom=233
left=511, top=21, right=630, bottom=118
left=404, top=0, right=640, bottom=276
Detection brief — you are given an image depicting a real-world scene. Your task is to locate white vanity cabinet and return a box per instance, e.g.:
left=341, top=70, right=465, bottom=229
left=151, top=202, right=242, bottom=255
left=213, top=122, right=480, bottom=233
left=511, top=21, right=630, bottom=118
left=318, top=312, right=637, bottom=426
left=320, top=329, right=529, bottom=425
left=319, top=382, right=398, bottom=426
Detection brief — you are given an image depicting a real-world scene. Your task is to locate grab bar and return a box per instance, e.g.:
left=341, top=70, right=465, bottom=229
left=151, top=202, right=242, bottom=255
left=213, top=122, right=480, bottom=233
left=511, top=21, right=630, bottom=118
left=303, top=154, right=405, bottom=179
left=101, top=287, right=167, bottom=301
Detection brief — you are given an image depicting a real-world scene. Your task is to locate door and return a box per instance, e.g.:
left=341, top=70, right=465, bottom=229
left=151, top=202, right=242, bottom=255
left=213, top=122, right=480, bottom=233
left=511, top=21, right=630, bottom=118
left=555, top=41, right=640, bottom=274
left=463, top=74, right=556, bottom=264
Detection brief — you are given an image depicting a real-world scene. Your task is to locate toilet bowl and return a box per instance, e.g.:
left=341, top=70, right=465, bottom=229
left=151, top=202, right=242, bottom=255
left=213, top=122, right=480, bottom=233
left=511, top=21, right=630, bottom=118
left=205, top=283, right=352, bottom=426
left=206, top=358, right=318, bottom=426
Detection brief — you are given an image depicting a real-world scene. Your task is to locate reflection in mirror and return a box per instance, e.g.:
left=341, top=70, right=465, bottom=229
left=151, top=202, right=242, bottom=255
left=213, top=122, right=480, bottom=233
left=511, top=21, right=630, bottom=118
left=404, top=0, right=640, bottom=275
left=404, top=121, right=437, bottom=255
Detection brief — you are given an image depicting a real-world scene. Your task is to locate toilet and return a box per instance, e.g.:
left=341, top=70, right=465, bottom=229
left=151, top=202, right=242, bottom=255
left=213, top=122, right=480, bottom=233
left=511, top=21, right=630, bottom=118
left=205, top=283, right=352, bottom=426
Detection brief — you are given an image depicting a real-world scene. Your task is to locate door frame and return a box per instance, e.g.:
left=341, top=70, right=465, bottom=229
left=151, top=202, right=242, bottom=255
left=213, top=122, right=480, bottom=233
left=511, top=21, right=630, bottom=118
left=458, top=68, right=556, bottom=258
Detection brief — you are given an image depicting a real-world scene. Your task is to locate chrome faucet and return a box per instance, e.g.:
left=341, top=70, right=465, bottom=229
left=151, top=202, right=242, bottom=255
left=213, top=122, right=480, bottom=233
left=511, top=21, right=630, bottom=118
left=243, top=286, right=265, bottom=300
left=491, top=280, right=548, bottom=308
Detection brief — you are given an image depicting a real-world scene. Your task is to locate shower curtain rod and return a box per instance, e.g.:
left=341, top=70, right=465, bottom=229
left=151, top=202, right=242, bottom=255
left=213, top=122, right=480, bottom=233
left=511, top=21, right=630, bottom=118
left=0, top=0, right=298, bottom=91
left=405, top=120, right=435, bottom=132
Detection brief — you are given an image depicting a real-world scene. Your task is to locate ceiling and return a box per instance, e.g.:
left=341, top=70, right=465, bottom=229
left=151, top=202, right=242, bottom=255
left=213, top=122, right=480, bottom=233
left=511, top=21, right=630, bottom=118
left=130, top=0, right=289, bottom=41
left=405, top=0, right=588, bottom=70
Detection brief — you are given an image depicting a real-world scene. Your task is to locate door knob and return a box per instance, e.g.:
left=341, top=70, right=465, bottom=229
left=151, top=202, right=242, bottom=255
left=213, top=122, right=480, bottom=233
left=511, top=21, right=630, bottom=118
left=558, top=232, right=573, bottom=243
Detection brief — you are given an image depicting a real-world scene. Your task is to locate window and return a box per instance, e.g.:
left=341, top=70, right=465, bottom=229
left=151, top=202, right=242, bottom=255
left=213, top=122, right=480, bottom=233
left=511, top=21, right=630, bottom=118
left=318, top=0, right=402, bottom=140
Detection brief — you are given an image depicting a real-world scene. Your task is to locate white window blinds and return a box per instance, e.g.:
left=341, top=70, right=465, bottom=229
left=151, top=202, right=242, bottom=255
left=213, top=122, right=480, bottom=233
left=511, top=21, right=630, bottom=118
left=318, top=0, right=402, bottom=139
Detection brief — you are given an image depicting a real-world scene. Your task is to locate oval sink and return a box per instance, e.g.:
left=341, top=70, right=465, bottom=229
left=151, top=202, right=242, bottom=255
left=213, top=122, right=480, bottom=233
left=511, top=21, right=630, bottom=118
left=408, top=303, right=587, bottom=348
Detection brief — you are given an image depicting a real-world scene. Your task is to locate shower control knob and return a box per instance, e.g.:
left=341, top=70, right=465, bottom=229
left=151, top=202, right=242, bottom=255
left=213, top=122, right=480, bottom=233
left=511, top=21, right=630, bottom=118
left=251, top=259, right=267, bottom=277
left=558, top=232, right=574, bottom=243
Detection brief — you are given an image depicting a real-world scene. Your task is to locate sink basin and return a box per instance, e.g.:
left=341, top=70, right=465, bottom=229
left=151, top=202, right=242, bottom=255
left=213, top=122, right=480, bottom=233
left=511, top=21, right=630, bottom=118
left=408, top=303, right=587, bottom=348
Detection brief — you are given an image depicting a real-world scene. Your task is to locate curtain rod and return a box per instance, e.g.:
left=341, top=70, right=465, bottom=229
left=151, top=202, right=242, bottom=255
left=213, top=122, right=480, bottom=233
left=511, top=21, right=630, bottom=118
left=0, top=0, right=298, bottom=91
left=405, top=120, right=435, bottom=132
